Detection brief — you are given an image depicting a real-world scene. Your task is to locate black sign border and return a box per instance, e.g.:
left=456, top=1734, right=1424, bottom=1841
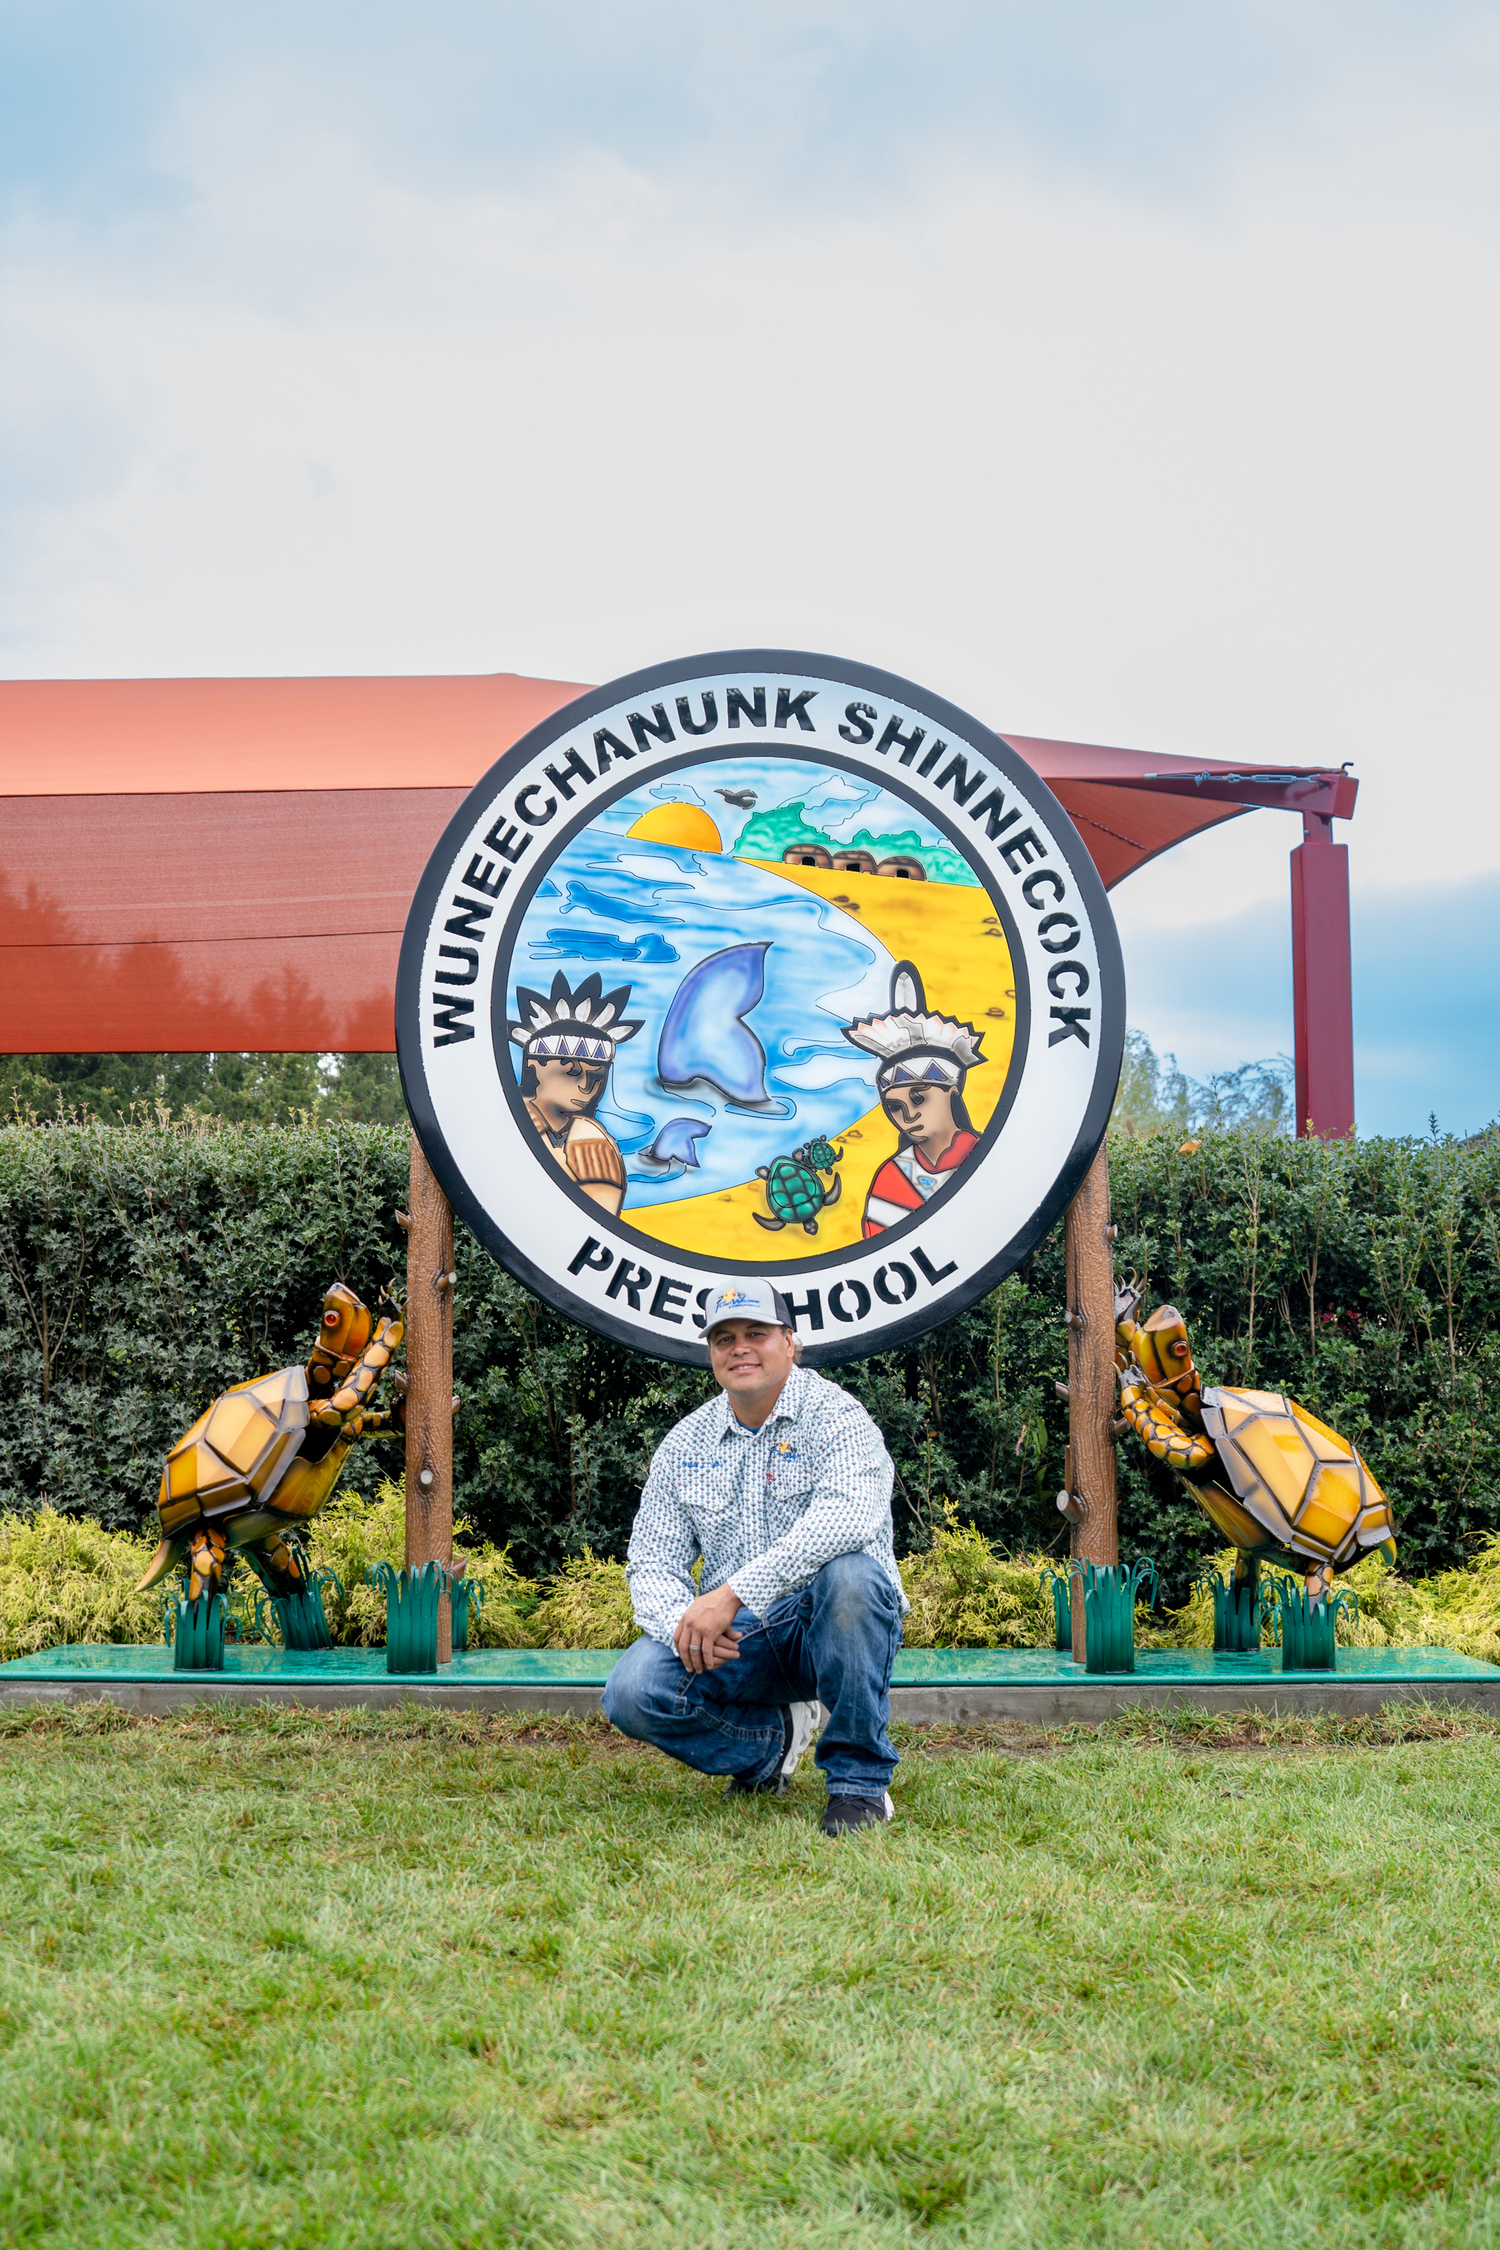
left=397, top=648, right=1125, bottom=1367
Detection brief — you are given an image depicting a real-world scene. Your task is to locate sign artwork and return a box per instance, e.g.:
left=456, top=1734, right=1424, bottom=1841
left=396, top=651, right=1125, bottom=1364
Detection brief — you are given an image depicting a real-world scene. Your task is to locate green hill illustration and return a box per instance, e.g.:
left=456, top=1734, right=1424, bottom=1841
left=730, top=801, right=978, bottom=886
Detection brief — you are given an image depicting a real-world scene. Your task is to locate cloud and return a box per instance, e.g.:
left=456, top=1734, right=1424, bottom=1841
left=7, top=5, right=1500, bottom=224
left=2, top=1, right=1499, bottom=1113
left=791, top=771, right=879, bottom=834
left=1118, top=869, right=1500, bottom=1139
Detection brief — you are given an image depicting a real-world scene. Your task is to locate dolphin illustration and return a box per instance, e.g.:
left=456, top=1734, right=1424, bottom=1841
left=647, top=1117, right=712, bottom=1168
left=657, top=943, right=770, bottom=1104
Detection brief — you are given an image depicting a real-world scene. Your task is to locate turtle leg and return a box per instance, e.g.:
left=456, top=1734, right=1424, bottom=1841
left=1306, top=1558, right=1335, bottom=1605
left=823, top=1174, right=842, bottom=1206
left=1118, top=1374, right=1217, bottom=1474
left=243, top=1531, right=310, bottom=1600
left=752, top=1212, right=786, bottom=1231
left=308, top=1308, right=405, bottom=1434
left=186, top=1527, right=228, bottom=1604
left=244, top=1532, right=334, bottom=1651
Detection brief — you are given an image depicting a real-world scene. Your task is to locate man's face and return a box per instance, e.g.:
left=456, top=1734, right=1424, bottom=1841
left=708, top=1319, right=796, bottom=1408
left=882, top=1080, right=956, bottom=1147
left=532, top=1056, right=605, bottom=1117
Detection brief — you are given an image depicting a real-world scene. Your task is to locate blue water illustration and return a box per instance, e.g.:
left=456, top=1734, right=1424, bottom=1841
left=531, top=928, right=679, bottom=964
left=506, top=833, right=893, bottom=1208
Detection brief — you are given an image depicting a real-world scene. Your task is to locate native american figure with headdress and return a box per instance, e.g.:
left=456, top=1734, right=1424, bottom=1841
left=508, top=971, right=643, bottom=1218
left=843, top=962, right=986, bottom=1239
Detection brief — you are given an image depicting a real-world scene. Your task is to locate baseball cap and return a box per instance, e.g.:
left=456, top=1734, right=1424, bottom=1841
left=702, top=1280, right=794, bottom=1337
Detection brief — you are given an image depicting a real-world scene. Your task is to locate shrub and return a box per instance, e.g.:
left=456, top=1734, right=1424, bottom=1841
left=1147, top=1546, right=1454, bottom=1651
left=0, top=1508, right=162, bottom=1661
left=528, top=1552, right=640, bottom=1649
left=2, top=1500, right=1500, bottom=1665
left=306, top=1480, right=406, bottom=1646
left=1386, top=1533, right=1500, bottom=1665
left=451, top=1538, right=542, bottom=1650
left=898, top=1514, right=1058, bottom=1648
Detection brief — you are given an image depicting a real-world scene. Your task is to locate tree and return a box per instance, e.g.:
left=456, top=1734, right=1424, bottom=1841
left=0, top=1053, right=405, bottom=1127
left=1111, top=1030, right=1291, bottom=1139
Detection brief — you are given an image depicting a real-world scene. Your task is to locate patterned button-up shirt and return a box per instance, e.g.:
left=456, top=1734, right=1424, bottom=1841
left=626, top=1363, right=908, bottom=1646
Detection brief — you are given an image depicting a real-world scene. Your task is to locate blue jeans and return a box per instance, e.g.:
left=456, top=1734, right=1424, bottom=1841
left=602, top=1551, right=903, bottom=1797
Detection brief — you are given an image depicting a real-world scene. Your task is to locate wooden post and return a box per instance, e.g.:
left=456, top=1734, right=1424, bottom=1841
left=1065, top=1141, right=1118, bottom=1659
left=404, top=1132, right=455, bottom=1663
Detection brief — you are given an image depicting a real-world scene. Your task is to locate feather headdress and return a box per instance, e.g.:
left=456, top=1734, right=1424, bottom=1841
left=508, top=971, right=642, bottom=1066
left=842, top=961, right=985, bottom=1089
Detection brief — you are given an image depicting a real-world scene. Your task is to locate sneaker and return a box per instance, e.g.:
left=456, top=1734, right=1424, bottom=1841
left=821, top=1791, right=894, bottom=1837
left=781, top=1698, right=824, bottom=1783
left=725, top=1700, right=824, bottom=1798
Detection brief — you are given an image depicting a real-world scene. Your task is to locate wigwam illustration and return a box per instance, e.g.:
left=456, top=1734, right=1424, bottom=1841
left=509, top=971, right=642, bottom=1217
left=843, top=961, right=986, bottom=1237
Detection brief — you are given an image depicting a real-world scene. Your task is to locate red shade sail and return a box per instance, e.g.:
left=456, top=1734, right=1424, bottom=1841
left=0, top=674, right=1355, bottom=1064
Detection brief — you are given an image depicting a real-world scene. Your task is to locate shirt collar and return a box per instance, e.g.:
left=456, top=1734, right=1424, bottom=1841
left=715, top=1358, right=807, bottom=1439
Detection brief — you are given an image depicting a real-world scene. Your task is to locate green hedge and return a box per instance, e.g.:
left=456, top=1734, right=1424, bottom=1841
left=0, top=1117, right=1496, bottom=1602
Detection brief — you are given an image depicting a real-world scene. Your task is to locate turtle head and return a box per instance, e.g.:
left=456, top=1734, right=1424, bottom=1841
left=1135, top=1303, right=1194, bottom=1388
left=307, top=1284, right=374, bottom=1388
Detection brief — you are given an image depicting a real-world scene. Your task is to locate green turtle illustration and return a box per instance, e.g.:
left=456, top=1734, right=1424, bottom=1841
left=754, top=1141, right=844, bottom=1235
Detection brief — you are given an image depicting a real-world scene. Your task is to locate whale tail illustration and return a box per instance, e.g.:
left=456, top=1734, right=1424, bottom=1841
left=657, top=943, right=771, bottom=1105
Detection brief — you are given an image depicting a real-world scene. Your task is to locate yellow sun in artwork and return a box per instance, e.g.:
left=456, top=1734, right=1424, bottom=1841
left=626, top=802, right=723, bottom=852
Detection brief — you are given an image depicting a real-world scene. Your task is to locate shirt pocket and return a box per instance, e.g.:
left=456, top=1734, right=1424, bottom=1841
left=765, top=1455, right=818, bottom=1516
left=685, top=1466, right=738, bottom=1535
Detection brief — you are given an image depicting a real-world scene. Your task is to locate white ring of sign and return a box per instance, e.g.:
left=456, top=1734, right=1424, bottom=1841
left=397, top=650, right=1124, bottom=1366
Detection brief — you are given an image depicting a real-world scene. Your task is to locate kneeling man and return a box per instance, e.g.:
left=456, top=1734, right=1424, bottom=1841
left=603, top=1281, right=907, bottom=1836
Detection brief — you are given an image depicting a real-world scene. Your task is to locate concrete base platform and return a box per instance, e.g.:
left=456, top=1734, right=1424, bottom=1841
left=0, top=1642, right=1496, bottom=1723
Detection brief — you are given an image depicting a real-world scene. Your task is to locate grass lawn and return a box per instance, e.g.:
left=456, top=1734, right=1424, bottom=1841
left=0, top=1701, right=1497, bottom=2247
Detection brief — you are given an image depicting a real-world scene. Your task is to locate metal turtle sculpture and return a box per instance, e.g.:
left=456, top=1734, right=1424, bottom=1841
left=1115, top=1281, right=1396, bottom=1604
left=138, top=1283, right=406, bottom=1619
left=753, top=1139, right=844, bottom=1235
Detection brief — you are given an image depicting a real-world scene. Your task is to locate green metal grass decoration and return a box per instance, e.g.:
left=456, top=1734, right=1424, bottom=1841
left=367, top=1560, right=446, bottom=1674
left=1276, top=1582, right=1358, bottom=1671
left=1039, top=1564, right=1072, bottom=1651
left=450, top=1570, right=486, bottom=1654
left=172, top=1592, right=225, bottom=1671
left=1071, top=1557, right=1158, bottom=1674
left=1197, top=1566, right=1270, bottom=1653
left=270, top=1566, right=343, bottom=1653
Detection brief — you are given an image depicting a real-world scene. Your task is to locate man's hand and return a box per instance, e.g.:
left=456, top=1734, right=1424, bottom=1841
left=673, top=1582, right=743, bottom=1673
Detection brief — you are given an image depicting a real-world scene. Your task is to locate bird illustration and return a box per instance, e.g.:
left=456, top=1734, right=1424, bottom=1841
left=715, top=788, right=757, bottom=809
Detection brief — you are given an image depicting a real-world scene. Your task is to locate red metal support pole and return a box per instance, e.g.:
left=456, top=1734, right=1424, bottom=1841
left=1290, top=812, right=1355, bottom=1139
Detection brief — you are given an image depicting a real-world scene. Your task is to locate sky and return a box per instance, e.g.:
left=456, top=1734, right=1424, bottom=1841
left=3, top=1, right=1498, bottom=1134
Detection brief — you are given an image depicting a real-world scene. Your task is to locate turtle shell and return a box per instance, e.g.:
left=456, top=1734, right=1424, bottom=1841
left=800, top=1138, right=841, bottom=1172
left=1199, top=1387, right=1394, bottom=1573
left=763, top=1156, right=824, bottom=1223
left=158, top=1366, right=310, bottom=1538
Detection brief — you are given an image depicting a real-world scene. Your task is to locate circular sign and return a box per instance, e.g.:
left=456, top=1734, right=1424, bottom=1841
left=397, top=650, right=1124, bottom=1365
